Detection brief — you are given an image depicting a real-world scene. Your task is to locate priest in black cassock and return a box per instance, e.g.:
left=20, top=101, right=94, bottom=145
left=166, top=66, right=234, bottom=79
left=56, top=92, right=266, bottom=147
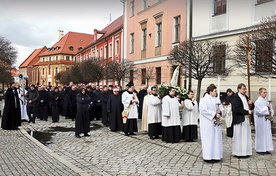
left=75, top=88, right=91, bottom=138
left=107, top=87, right=123, bottom=132
left=1, top=82, right=21, bottom=130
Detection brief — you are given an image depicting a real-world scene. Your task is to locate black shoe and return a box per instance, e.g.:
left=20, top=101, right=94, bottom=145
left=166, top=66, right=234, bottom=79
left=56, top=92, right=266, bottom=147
left=72, top=119, right=75, bottom=121
left=150, top=136, right=154, bottom=140
left=125, top=133, right=129, bottom=136
left=130, top=133, right=136, bottom=135
left=75, top=135, right=81, bottom=138
left=155, top=136, right=160, bottom=139
left=32, top=121, right=35, bottom=124
left=84, top=133, right=90, bottom=137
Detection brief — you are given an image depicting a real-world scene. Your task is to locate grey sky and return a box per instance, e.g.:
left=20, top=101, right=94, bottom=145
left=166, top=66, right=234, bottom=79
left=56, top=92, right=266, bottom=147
left=0, top=0, right=123, bottom=68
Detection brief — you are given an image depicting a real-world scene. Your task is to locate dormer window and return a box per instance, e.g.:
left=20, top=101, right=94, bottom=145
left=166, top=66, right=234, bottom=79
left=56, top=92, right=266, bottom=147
left=48, top=48, right=51, bottom=52
left=69, top=46, right=74, bottom=51
left=78, top=47, right=83, bottom=51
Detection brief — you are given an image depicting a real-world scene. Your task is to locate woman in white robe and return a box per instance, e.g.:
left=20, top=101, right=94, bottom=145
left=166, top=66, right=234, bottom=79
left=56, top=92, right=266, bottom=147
left=148, top=86, right=162, bottom=139
left=199, top=84, right=225, bottom=161
left=162, top=87, right=182, bottom=143
left=182, top=90, right=199, bottom=142
left=121, top=84, right=139, bottom=136
left=254, top=88, right=274, bottom=153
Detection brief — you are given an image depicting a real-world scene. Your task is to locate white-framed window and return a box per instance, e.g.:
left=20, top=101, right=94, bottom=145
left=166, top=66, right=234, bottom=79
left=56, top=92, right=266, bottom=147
left=100, top=47, right=103, bottom=59
left=104, top=45, right=107, bottom=59
left=213, top=44, right=226, bottom=73
left=115, top=40, right=119, bottom=55
left=142, top=28, right=147, bottom=50
left=130, top=33, right=134, bottom=53
left=142, top=0, right=147, bottom=10
left=130, top=1, right=134, bottom=16
left=96, top=49, right=99, bottom=58
left=174, top=16, right=180, bottom=43
left=156, top=23, right=162, bottom=47
left=214, top=0, right=226, bottom=15
left=109, top=43, right=113, bottom=57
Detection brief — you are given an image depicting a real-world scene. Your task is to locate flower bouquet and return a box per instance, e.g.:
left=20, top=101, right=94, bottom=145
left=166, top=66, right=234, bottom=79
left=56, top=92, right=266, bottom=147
left=157, top=83, right=188, bottom=100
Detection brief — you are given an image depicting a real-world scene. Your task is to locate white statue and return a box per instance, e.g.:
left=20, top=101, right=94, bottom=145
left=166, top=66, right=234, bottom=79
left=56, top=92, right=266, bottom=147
left=170, top=65, right=180, bottom=87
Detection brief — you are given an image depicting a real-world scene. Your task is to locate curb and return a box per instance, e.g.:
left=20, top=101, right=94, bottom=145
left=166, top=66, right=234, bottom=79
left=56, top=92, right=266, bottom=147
left=19, top=127, right=91, bottom=176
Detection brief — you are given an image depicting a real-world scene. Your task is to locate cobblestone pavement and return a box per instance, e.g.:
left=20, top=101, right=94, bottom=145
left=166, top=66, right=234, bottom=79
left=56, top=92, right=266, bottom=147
left=0, top=115, right=276, bottom=176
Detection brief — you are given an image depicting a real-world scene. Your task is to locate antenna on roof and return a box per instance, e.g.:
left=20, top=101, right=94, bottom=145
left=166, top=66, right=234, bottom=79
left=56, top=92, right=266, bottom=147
left=105, top=13, right=112, bottom=25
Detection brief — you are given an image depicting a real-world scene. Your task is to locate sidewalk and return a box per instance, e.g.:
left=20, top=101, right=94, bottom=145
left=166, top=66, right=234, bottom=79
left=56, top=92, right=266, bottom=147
left=1, top=116, right=276, bottom=176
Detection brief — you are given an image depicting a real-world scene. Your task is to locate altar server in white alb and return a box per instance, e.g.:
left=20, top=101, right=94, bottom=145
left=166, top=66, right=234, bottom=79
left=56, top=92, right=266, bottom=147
left=161, top=87, right=182, bottom=143
left=182, top=90, right=199, bottom=142
left=121, top=82, right=139, bottom=136
left=147, top=86, right=162, bottom=140
left=199, top=84, right=225, bottom=162
left=254, top=88, right=274, bottom=154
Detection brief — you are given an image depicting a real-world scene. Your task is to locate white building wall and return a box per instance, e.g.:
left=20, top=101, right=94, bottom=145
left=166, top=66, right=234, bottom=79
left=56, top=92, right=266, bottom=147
left=192, top=0, right=276, bottom=102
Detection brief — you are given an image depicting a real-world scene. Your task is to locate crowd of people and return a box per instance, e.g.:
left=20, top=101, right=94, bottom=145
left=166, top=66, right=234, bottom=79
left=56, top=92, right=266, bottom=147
left=0, top=81, right=274, bottom=162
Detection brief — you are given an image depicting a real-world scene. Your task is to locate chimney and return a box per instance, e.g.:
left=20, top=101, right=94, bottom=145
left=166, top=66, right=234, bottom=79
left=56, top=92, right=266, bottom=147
left=58, top=29, right=64, bottom=40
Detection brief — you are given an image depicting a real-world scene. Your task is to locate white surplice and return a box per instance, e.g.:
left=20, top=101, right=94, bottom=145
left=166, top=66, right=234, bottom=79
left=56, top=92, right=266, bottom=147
left=17, top=88, right=29, bottom=121
left=232, top=93, right=252, bottom=156
left=199, top=94, right=225, bottom=160
left=182, top=99, right=199, bottom=126
left=161, top=95, right=181, bottom=127
left=254, top=96, right=274, bottom=152
left=148, top=94, right=162, bottom=124
left=121, top=91, right=139, bottom=119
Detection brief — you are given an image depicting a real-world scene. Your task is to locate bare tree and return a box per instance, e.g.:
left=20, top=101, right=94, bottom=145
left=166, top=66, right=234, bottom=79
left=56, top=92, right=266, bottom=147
left=105, top=59, right=136, bottom=86
left=69, top=63, right=84, bottom=84
left=235, top=15, right=276, bottom=78
left=136, top=65, right=155, bottom=86
left=169, top=39, right=232, bottom=102
left=58, top=70, right=71, bottom=85
left=0, top=36, right=17, bottom=85
left=80, top=58, right=104, bottom=84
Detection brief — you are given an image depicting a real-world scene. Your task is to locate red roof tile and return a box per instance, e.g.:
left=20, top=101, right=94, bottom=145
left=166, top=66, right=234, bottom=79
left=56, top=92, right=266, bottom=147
left=19, top=46, right=48, bottom=68
left=39, top=32, right=94, bottom=56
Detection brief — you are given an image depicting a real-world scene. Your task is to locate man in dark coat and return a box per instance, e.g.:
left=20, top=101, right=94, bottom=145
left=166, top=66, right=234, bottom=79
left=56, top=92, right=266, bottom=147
left=69, top=85, right=78, bottom=121
left=1, top=82, right=21, bottom=130
left=101, top=85, right=110, bottom=126
left=138, top=85, right=148, bottom=119
left=93, top=85, right=102, bottom=120
left=86, top=86, right=97, bottom=121
left=107, top=88, right=123, bottom=132
left=26, top=84, right=39, bottom=123
left=38, top=85, right=49, bottom=121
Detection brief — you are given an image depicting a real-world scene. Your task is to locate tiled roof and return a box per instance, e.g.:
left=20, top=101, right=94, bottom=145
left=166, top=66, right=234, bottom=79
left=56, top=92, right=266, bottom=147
left=81, top=16, right=123, bottom=51
left=39, top=32, right=94, bottom=56
left=19, top=46, right=48, bottom=68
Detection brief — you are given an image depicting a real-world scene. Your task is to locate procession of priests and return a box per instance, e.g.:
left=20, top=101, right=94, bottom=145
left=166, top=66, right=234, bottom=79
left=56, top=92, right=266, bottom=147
left=2, top=79, right=274, bottom=162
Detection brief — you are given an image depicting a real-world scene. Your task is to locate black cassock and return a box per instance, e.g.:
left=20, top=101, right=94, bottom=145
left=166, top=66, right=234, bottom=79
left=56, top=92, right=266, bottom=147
left=1, top=88, right=21, bottom=130
left=75, top=93, right=91, bottom=136
left=107, top=94, right=123, bottom=132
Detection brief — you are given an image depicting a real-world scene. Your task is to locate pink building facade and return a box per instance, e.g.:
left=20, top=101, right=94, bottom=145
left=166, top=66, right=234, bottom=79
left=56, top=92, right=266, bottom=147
left=123, top=0, right=187, bottom=88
